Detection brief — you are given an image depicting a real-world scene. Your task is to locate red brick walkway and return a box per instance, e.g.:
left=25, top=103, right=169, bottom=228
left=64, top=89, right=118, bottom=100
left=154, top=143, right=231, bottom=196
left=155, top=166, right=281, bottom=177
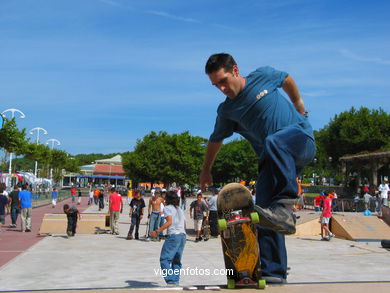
left=0, top=197, right=91, bottom=268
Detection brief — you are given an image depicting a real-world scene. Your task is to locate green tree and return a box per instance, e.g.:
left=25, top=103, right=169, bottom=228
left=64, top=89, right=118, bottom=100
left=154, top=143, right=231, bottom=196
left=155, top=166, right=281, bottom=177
left=317, top=107, right=390, bottom=162
left=122, top=131, right=206, bottom=186
left=0, top=118, right=28, bottom=155
left=212, top=139, right=258, bottom=185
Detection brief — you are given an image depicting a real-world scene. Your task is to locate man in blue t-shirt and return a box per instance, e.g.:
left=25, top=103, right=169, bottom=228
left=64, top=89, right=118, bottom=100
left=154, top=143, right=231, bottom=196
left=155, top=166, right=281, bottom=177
left=18, top=184, right=33, bottom=232
left=199, top=53, right=316, bottom=283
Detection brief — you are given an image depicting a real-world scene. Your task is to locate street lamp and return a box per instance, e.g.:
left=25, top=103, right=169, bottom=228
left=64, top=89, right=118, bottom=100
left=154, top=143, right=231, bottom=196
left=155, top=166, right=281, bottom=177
left=46, top=138, right=61, bottom=180
left=29, top=127, right=48, bottom=177
left=1, top=108, right=26, bottom=175
left=328, top=156, right=333, bottom=186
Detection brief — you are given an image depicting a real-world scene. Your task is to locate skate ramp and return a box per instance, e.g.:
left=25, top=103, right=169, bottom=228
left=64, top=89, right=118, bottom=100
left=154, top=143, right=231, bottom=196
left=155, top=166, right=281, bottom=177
left=293, top=211, right=321, bottom=237
left=331, top=213, right=390, bottom=241
left=381, top=206, right=390, bottom=226
left=38, top=213, right=109, bottom=235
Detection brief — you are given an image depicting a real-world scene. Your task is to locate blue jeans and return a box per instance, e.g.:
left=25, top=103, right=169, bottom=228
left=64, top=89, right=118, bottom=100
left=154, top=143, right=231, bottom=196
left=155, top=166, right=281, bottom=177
left=148, top=212, right=161, bottom=237
left=255, top=127, right=316, bottom=279
left=160, top=234, right=186, bottom=284
left=10, top=206, right=20, bottom=225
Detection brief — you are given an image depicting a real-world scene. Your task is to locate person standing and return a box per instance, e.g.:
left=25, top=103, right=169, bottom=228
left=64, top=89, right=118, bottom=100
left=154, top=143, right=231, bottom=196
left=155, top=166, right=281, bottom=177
left=190, top=193, right=209, bottom=242
left=88, top=189, right=94, bottom=205
left=147, top=192, right=164, bottom=241
left=151, top=191, right=186, bottom=286
left=70, top=186, right=76, bottom=203
left=109, top=187, right=123, bottom=235
left=18, top=184, right=33, bottom=232
left=77, top=188, right=82, bottom=205
left=127, top=191, right=145, bottom=240
left=379, top=180, right=389, bottom=208
left=8, top=185, right=20, bottom=228
left=199, top=53, right=315, bottom=282
left=98, top=189, right=105, bottom=211
left=51, top=187, right=58, bottom=208
left=0, top=185, right=9, bottom=231
left=206, top=188, right=219, bottom=237
left=320, top=193, right=335, bottom=241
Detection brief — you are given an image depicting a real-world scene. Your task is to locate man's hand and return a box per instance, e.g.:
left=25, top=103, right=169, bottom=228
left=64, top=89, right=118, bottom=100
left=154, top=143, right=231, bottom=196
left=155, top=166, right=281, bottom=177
left=200, top=169, right=213, bottom=192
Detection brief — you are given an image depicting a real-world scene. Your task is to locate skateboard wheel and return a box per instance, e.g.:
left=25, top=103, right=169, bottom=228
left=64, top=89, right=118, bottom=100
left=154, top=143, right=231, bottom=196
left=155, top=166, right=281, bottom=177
left=258, top=279, right=266, bottom=289
left=250, top=212, right=259, bottom=224
left=227, top=279, right=235, bottom=289
left=218, top=219, right=227, bottom=231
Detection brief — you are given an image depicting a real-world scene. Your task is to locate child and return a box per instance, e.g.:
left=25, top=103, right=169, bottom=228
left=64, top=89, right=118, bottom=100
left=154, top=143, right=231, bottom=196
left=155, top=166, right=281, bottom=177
left=150, top=191, right=186, bottom=286
left=127, top=191, right=145, bottom=240
left=320, top=193, right=335, bottom=241
left=63, top=204, right=80, bottom=237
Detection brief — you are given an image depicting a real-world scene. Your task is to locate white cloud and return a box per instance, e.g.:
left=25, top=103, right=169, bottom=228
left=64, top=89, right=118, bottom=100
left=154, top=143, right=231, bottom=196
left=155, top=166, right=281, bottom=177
left=339, top=49, right=390, bottom=65
left=145, top=10, right=200, bottom=23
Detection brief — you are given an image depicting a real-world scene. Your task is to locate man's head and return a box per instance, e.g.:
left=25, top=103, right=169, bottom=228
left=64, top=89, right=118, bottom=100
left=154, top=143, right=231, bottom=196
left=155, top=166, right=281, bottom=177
left=205, top=53, right=245, bottom=99
left=63, top=204, right=70, bottom=213
left=197, top=194, right=203, bottom=202
left=110, top=187, right=116, bottom=193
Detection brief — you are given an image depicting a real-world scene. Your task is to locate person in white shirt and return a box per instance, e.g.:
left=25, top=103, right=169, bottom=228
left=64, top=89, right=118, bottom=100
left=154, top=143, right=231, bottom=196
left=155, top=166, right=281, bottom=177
left=151, top=191, right=186, bottom=286
left=379, top=180, right=389, bottom=208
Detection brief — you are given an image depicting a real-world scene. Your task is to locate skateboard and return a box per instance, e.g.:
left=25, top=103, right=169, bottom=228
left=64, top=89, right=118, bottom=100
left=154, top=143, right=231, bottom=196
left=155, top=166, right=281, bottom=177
left=217, top=183, right=265, bottom=289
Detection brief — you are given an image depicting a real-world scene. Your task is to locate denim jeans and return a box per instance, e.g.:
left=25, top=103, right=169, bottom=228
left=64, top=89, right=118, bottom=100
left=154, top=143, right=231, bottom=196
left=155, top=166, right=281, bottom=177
left=10, top=206, right=20, bottom=225
left=160, top=234, right=186, bottom=284
left=148, top=212, right=160, bottom=237
left=255, top=127, right=316, bottom=279
left=129, top=216, right=141, bottom=238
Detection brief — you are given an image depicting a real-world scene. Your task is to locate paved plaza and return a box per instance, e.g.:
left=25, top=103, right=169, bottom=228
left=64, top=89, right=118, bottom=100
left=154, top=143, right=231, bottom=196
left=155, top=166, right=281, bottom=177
left=1, top=196, right=390, bottom=292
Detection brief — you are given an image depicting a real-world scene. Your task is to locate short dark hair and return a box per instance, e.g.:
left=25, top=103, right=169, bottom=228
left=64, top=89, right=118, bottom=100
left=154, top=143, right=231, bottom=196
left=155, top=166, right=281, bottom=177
left=165, top=191, right=180, bottom=207
left=205, top=53, right=237, bottom=74
left=63, top=204, right=69, bottom=212
left=110, top=187, right=116, bottom=192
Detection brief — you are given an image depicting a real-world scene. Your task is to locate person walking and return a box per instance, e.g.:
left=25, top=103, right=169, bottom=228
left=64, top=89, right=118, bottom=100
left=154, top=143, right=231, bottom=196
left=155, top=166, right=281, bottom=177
left=127, top=190, right=145, bottom=240
left=18, top=184, right=33, bottom=232
left=51, top=187, right=58, bottom=208
left=77, top=188, right=82, bottom=205
left=150, top=191, right=186, bottom=286
left=199, top=53, right=315, bottom=283
left=8, top=185, right=20, bottom=228
left=109, top=187, right=123, bottom=235
left=98, top=189, right=105, bottom=211
left=379, top=180, right=389, bottom=208
left=88, top=189, right=93, bottom=205
left=70, top=186, right=76, bottom=203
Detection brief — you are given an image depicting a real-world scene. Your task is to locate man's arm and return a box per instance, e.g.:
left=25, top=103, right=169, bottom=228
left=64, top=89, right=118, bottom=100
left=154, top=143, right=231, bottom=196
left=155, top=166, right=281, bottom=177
left=200, top=141, right=223, bottom=191
left=282, top=75, right=305, bottom=115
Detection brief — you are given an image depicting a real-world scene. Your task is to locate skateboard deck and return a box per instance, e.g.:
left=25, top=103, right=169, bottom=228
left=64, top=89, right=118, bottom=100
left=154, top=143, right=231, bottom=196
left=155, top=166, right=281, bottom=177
left=217, top=183, right=265, bottom=289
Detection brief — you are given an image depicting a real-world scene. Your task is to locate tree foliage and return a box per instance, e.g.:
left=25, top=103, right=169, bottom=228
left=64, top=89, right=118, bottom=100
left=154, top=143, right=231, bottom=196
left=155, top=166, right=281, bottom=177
left=213, top=139, right=258, bottom=185
left=316, top=107, right=390, bottom=162
left=122, top=131, right=206, bottom=186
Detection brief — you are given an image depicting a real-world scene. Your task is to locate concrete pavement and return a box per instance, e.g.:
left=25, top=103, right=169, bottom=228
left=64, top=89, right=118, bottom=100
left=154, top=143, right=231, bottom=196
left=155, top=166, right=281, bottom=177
left=1, top=196, right=390, bottom=292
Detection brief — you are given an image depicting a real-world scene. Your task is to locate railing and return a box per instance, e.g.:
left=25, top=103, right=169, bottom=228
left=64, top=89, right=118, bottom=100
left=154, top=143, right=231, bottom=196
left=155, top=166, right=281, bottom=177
left=304, top=197, right=382, bottom=213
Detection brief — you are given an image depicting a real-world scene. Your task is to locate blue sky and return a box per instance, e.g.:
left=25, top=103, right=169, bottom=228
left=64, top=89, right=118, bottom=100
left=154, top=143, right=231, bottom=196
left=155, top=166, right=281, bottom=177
left=1, top=0, right=389, bottom=155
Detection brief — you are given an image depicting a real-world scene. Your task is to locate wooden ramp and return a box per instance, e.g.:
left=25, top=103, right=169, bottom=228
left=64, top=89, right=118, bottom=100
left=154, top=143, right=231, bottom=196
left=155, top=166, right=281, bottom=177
left=332, top=213, right=390, bottom=241
left=292, top=211, right=321, bottom=237
left=38, top=213, right=110, bottom=235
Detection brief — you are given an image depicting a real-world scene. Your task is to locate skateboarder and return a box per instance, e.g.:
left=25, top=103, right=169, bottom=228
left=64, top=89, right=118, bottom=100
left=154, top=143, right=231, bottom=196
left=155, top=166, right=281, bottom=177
left=200, top=53, right=315, bottom=283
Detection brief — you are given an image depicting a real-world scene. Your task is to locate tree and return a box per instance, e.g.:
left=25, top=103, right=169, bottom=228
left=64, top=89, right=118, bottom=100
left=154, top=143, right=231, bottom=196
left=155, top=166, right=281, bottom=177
left=122, top=131, right=206, bottom=186
left=0, top=118, right=28, bottom=155
left=212, top=139, right=258, bottom=185
left=316, top=107, right=390, bottom=162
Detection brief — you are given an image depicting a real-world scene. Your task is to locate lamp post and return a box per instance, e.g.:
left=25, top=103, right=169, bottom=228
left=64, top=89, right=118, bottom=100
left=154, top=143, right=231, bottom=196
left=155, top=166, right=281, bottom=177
left=1, top=108, right=26, bottom=175
left=328, top=156, right=333, bottom=186
left=46, top=138, right=61, bottom=180
left=29, top=127, right=48, bottom=177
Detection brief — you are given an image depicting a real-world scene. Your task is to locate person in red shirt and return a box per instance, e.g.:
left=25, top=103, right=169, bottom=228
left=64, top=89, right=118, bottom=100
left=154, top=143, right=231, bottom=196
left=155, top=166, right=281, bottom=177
left=320, top=192, right=335, bottom=241
left=314, top=193, right=325, bottom=212
left=70, top=186, right=76, bottom=203
left=109, top=187, right=123, bottom=235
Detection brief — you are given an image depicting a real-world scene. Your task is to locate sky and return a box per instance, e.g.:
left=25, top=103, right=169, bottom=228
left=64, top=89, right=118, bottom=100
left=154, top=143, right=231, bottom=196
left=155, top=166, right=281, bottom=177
left=1, top=0, right=389, bottom=155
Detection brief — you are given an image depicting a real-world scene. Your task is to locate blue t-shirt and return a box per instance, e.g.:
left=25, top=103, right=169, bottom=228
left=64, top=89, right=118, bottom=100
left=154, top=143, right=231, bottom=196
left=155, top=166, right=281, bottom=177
left=52, top=191, right=58, bottom=199
left=18, top=190, right=33, bottom=209
left=209, top=66, right=314, bottom=158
